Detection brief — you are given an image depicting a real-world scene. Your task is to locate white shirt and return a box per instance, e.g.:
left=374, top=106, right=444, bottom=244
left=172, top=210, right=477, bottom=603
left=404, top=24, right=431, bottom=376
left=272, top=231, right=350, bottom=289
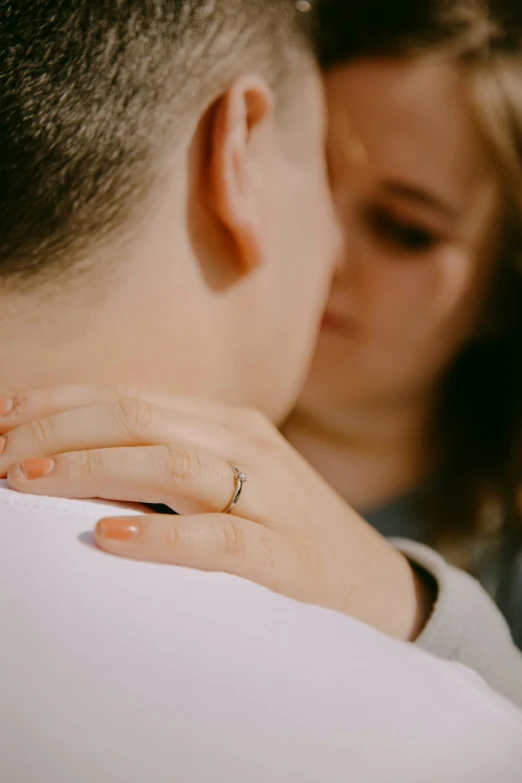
left=1, top=480, right=521, bottom=783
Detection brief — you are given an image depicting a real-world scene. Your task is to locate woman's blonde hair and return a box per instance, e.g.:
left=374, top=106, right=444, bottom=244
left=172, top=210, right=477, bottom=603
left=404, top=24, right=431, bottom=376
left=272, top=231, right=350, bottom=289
left=317, top=0, right=522, bottom=546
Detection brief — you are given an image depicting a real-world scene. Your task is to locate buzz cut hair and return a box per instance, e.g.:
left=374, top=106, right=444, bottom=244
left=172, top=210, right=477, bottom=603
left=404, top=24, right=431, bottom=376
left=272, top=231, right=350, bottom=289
left=0, top=1, right=313, bottom=285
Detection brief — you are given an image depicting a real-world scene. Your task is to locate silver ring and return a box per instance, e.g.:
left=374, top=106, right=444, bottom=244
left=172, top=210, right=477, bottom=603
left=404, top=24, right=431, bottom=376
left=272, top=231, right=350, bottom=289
left=222, top=466, right=248, bottom=514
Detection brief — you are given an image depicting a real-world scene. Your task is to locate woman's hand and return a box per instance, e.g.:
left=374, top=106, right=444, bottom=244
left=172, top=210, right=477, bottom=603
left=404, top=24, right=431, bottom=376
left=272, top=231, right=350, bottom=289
left=0, top=385, right=433, bottom=641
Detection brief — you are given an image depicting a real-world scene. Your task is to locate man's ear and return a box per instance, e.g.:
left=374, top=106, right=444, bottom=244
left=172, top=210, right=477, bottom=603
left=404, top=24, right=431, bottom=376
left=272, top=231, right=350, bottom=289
left=205, top=75, right=274, bottom=272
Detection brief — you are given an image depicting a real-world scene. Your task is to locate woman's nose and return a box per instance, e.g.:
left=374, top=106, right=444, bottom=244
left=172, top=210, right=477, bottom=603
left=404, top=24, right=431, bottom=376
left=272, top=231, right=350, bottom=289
left=334, top=222, right=365, bottom=286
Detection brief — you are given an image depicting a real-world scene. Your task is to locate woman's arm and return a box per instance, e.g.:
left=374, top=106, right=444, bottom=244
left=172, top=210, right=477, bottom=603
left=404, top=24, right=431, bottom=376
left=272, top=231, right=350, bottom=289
left=3, top=385, right=521, bottom=705
left=394, top=538, right=522, bottom=707
left=0, top=384, right=432, bottom=644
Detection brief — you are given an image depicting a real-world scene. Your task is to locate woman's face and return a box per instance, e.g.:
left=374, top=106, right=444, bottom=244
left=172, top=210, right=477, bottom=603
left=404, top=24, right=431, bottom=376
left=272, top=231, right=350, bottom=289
left=300, top=57, right=501, bottom=418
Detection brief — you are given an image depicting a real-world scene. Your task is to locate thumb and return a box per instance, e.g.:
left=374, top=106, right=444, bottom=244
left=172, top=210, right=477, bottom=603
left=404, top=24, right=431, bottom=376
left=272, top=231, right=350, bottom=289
left=94, top=513, right=280, bottom=582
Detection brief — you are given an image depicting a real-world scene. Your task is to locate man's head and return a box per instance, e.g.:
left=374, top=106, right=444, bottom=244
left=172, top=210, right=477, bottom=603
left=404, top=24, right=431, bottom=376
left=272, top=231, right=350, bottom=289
left=0, top=0, right=338, bottom=422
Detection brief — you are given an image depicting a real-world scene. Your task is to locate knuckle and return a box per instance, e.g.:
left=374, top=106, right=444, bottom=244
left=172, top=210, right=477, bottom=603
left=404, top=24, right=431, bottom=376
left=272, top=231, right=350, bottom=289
left=237, top=407, right=261, bottom=427
left=163, top=520, right=181, bottom=552
left=28, top=416, right=55, bottom=445
left=77, top=449, right=102, bottom=478
left=219, top=518, right=246, bottom=557
left=116, top=381, right=148, bottom=401
left=262, top=437, right=286, bottom=461
left=237, top=407, right=272, bottom=435
left=12, top=393, right=30, bottom=417
left=162, top=443, right=199, bottom=484
left=115, top=397, right=154, bottom=436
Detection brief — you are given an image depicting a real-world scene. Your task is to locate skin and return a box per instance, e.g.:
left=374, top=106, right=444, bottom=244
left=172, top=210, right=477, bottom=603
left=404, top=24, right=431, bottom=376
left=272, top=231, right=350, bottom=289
left=0, top=64, right=338, bottom=424
left=0, top=384, right=432, bottom=642
left=285, top=56, right=502, bottom=512
left=0, top=62, right=433, bottom=642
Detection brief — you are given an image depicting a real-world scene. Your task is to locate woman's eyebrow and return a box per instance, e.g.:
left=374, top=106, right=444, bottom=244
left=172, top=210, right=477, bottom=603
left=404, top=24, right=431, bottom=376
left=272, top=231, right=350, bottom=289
left=381, top=181, right=460, bottom=219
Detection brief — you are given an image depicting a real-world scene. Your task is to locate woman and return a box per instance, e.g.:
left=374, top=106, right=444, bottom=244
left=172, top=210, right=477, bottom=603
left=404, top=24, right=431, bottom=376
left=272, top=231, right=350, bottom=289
left=1, top=0, right=522, bottom=703
left=286, top=0, right=522, bottom=643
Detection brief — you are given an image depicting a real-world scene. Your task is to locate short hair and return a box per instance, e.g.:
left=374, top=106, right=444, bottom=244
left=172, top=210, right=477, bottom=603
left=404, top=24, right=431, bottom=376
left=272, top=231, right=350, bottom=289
left=0, top=1, right=312, bottom=286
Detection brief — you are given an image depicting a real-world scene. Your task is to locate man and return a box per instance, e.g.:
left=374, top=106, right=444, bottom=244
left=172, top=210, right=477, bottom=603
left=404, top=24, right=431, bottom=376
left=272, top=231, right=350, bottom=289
left=0, top=0, right=336, bottom=417
left=0, top=3, right=521, bottom=781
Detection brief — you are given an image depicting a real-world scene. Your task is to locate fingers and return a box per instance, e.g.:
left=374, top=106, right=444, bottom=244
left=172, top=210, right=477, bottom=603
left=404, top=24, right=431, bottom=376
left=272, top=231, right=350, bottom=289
left=0, top=384, right=246, bottom=434
left=7, top=444, right=240, bottom=515
left=0, top=385, right=119, bottom=428
left=0, top=399, right=250, bottom=477
left=94, top=512, right=286, bottom=589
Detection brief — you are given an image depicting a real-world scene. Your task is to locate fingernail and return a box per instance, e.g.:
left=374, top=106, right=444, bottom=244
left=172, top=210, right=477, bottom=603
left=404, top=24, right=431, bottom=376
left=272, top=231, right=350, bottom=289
left=20, top=458, right=55, bottom=480
left=0, top=437, right=6, bottom=455
left=0, top=399, right=13, bottom=417
left=96, top=518, right=142, bottom=542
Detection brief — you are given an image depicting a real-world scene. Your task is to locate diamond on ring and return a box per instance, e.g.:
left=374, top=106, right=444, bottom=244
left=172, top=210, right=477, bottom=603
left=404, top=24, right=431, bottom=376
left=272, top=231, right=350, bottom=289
left=222, top=466, right=248, bottom=514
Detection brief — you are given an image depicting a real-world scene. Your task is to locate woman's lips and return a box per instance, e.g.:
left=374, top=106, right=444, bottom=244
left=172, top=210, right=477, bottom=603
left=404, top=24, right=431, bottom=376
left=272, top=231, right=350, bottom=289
left=321, top=310, right=357, bottom=336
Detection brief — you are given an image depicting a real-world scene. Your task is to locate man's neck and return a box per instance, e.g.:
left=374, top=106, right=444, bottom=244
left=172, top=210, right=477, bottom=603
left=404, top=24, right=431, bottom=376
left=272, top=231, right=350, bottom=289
left=0, top=226, right=202, bottom=400
left=283, top=398, right=434, bottom=513
left=0, top=286, right=90, bottom=394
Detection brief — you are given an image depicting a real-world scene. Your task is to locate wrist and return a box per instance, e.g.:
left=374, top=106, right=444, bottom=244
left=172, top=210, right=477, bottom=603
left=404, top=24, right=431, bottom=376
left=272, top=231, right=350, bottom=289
left=343, top=530, right=438, bottom=642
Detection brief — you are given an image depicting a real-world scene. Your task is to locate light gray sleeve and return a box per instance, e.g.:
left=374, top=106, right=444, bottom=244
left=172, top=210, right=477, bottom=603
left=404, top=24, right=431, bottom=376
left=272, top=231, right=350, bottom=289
left=392, top=538, right=522, bottom=708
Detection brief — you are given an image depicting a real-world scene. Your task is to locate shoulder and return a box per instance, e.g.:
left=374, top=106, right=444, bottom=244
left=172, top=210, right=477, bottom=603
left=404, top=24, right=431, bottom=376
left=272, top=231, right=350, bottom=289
left=0, top=479, right=146, bottom=524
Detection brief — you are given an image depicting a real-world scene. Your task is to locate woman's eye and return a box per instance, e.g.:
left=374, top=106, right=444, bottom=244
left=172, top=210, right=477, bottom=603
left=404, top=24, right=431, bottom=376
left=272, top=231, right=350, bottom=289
left=364, top=207, right=440, bottom=253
